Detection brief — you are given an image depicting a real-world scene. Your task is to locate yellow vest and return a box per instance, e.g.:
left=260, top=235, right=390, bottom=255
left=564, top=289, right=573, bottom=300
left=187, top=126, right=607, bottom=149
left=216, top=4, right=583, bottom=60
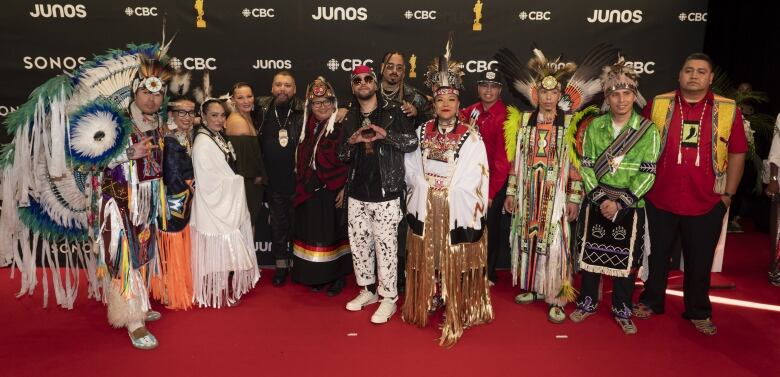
left=649, top=91, right=737, bottom=192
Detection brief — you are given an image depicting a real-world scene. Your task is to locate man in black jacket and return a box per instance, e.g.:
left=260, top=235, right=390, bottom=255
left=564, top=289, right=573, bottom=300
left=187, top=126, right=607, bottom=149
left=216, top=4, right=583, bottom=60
left=254, top=70, right=305, bottom=286
left=339, top=65, right=417, bottom=324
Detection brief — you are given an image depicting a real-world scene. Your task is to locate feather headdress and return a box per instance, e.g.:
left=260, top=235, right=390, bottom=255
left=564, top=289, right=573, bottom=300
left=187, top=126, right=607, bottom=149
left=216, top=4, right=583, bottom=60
left=496, top=44, right=619, bottom=112
left=599, top=54, right=646, bottom=110
left=424, top=32, right=465, bottom=96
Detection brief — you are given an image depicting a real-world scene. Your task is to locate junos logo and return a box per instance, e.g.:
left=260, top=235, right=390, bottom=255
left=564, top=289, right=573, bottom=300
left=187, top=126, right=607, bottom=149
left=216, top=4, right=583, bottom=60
left=24, top=56, right=87, bottom=70
left=253, top=59, right=292, bottom=70
left=124, top=7, right=158, bottom=16
left=242, top=8, right=275, bottom=18
left=625, top=61, right=656, bottom=75
left=679, top=12, right=707, bottom=22
left=465, top=60, right=496, bottom=73
left=0, top=106, right=19, bottom=117
left=182, top=57, right=217, bottom=71
left=327, top=58, right=374, bottom=72
left=404, top=10, right=437, bottom=20
left=586, top=9, right=643, bottom=23
left=255, top=242, right=272, bottom=252
left=312, top=7, right=367, bottom=21
left=518, top=10, right=551, bottom=21
left=30, top=3, right=87, bottom=18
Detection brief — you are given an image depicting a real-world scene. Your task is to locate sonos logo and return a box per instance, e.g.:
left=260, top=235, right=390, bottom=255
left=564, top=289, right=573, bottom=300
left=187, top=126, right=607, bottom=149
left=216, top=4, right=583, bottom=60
left=679, top=12, right=707, bottom=22
left=24, top=56, right=87, bottom=70
left=182, top=57, right=217, bottom=71
left=327, top=58, right=374, bottom=72
left=0, top=106, right=19, bottom=117
left=312, top=7, right=367, bottom=21
left=124, top=7, right=158, bottom=16
left=518, top=11, right=551, bottom=21
left=242, top=8, right=275, bottom=18
left=253, top=59, right=292, bottom=70
left=465, top=60, right=497, bottom=73
left=30, top=3, right=87, bottom=18
left=587, top=9, right=642, bottom=23
left=404, top=10, right=437, bottom=20
left=625, top=61, right=656, bottom=75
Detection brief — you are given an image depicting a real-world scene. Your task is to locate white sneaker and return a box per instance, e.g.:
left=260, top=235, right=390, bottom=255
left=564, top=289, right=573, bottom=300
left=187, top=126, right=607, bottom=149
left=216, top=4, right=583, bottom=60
left=346, top=289, right=378, bottom=311
left=370, top=296, right=398, bottom=324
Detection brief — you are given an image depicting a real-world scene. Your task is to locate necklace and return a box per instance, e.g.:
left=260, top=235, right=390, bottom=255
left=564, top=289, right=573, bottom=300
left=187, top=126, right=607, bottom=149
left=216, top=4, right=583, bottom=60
left=275, top=105, right=292, bottom=147
left=381, top=83, right=400, bottom=101
left=174, top=129, right=193, bottom=155
left=676, top=94, right=708, bottom=166
left=200, top=126, right=236, bottom=162
left=437, top=118, right=456, bottom=134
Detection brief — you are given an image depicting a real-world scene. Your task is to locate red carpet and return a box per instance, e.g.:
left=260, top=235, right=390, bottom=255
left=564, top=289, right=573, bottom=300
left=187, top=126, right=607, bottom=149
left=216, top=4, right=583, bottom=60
left=2, top=231, right=779, bottom=377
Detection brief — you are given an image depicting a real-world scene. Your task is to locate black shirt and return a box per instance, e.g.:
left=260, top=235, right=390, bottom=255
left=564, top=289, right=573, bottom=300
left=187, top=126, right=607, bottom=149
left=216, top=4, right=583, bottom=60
left=261, top=103, right=296, bottom=194
left=348, top=106, right=401, bottom=202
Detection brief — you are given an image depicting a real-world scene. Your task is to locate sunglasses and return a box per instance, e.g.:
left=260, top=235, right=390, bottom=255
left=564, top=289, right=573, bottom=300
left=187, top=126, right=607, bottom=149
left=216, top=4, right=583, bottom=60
left=173, top=110, right=197, bottom=118
left=352, top=75, right=375, bottom=86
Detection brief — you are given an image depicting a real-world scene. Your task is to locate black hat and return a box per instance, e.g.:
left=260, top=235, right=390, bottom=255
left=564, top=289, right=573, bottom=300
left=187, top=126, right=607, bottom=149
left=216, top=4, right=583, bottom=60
left=477, top=69, right=502, bottom=85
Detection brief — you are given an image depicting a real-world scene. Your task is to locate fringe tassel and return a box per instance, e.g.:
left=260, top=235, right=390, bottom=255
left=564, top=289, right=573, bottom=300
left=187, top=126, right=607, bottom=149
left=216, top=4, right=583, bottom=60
left=106, top=271, right=150, bottom=328
left=152, top=225, right=194, bottom=310
left=401, top=189, right=493, bottom=347
left=191, top=221, right=260, bottom=308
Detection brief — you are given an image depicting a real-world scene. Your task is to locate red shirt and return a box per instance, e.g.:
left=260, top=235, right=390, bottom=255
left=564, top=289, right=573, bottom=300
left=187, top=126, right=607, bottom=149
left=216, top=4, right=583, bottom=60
left=643, top=90, right=747, bottom=216
left=462, top=100, right=510, bottom=200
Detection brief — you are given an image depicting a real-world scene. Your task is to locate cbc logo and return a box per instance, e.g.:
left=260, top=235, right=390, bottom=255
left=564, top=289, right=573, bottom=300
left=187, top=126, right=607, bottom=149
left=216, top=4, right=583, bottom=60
left=29, top=3, right=87, bottom=18
left=253, top=59, right=292, bottom=70
left=124, top=7, right=158, bottom=16
left=327, top=58, right=374, bottom=72
left=182, top=57, right=218, bottom=71
left=312, top=7, right=367, bottom=21
left=404, top=10, right=437, bottom=20
left=586, top=9, right=643, bottom=23
left=0, top=106, right=19, bottom=117
left=625, top=61, right=655, bottom=75
left=518, top=11, right=551, bottom=21
left=24, top=56, right=87, bottom=70
left=242, top=8, right=275, bottom=18
left=465, top=60, right=496, bottom=73
left=679, top=12, right=707, bottom=22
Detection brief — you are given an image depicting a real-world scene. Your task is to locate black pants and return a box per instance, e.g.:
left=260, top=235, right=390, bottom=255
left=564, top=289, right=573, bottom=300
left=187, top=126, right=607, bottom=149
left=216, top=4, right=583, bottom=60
left=486, top=181, right=510, bottom=282
left=267, top=190, right=295, bottom=266
left=639, top=200, right=727, bottom=319
left=577, top=271, right=637, bottom=319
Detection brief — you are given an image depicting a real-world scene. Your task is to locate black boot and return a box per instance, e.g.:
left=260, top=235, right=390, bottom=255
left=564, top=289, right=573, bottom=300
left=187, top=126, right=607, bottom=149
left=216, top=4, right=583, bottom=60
left=326, top=277, right=346, bottom=296
left=272, top=267, right=289, bottom=287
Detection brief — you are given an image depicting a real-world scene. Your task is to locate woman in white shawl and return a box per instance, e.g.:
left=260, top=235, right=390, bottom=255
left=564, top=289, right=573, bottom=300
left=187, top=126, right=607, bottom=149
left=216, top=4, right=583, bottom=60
left=191, top=99, right=260, bottom=308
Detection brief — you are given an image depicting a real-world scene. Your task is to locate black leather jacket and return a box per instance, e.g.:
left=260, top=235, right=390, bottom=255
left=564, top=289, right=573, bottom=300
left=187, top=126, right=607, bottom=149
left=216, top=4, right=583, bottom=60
left=253, top=96, right=305, bottom=143
left=338, top=97, right=417, bottom=196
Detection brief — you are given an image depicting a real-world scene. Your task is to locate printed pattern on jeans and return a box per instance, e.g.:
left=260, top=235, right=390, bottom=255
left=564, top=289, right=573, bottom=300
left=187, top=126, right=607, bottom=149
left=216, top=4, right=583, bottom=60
left=347, top=198, right=402, bottom=298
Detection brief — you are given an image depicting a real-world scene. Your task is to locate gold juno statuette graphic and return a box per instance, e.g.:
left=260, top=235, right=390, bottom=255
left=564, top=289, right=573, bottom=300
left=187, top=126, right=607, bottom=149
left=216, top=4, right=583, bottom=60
left=473, top=0, right=483, bottom=31
left=195, top=0, right=206, bottom=28
left=409, top=54, right=417, bottom=78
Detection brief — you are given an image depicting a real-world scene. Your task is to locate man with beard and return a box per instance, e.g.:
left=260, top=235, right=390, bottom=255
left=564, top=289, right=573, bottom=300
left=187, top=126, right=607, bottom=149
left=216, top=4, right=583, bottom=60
left=378, top=51, right=433, bottom=294
left=379, top=51, right=433, bottom=127
left=461, top=69, right=510, bottom=285
left=254, top=70, right=305, bottom=286
left=634, top=53, right=747, bottom=335
left=338, top=65, right=417, bottom=324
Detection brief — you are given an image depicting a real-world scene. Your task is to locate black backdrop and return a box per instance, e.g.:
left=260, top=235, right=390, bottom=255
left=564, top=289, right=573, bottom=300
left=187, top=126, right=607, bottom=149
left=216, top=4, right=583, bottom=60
left=0, top=0, right=709, bottom=265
